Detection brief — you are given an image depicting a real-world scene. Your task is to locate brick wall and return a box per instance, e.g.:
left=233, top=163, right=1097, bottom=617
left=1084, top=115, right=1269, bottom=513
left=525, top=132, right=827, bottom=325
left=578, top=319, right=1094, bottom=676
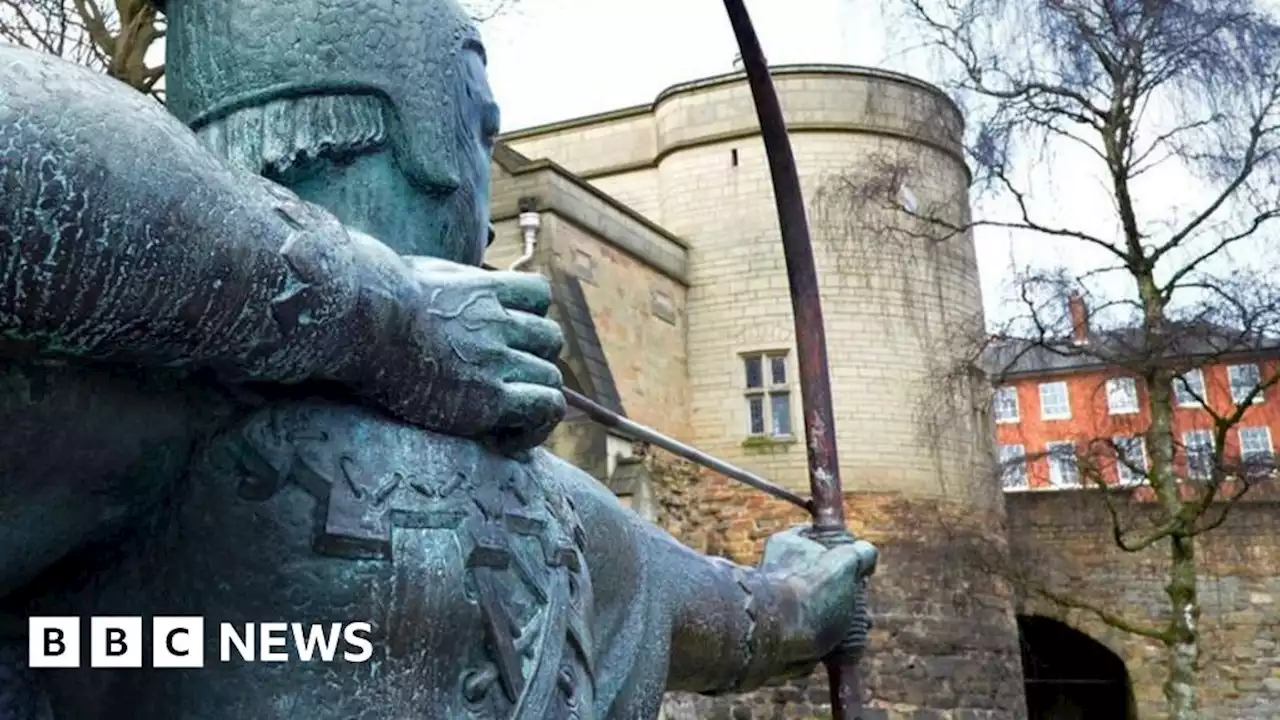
left=996, top=359, right=1280, bottom=489
left=1005, top=490, right=1280, bottom=719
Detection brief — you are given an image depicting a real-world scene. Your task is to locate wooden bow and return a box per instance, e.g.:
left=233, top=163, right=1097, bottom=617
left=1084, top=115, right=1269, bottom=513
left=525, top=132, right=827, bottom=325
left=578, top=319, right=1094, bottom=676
left=721, top=2, right=866, bottom=718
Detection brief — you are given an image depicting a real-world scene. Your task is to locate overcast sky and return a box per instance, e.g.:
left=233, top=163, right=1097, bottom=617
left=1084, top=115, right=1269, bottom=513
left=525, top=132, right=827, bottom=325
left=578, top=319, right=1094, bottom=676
left=481, top=0, right=879, bottom=129
left=476, top=0, right=1072, bottom=324
left=477, top=0, right=1276, bottom=330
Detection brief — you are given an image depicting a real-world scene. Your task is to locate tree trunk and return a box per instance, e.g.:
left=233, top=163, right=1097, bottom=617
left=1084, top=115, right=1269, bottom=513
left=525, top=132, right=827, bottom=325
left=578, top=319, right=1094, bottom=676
left=1135, top=269, right=1201, bottom=719
left=1164, top=533, right=1200, bottom=719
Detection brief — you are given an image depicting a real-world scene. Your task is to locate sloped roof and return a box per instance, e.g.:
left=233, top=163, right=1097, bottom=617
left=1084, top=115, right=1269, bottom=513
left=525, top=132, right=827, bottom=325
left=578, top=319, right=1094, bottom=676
left=549, top=267, right=626, bottom=417
left=984, top=321, right=1280, bottom=379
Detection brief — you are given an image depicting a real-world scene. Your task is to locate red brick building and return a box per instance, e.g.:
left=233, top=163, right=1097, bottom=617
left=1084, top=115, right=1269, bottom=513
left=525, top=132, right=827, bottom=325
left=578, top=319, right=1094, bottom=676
left=989, top=295, right=1280, bottom=491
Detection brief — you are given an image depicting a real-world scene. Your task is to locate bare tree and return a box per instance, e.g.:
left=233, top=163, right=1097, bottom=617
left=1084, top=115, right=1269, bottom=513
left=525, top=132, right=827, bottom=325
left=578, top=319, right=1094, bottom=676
left=0, top=0, right=164, bottom=94
left=464, top=0, right=520, bottom=22
left=0, top=0, right=520, bottom=97
left=819, top=1, right=1280, bottom=717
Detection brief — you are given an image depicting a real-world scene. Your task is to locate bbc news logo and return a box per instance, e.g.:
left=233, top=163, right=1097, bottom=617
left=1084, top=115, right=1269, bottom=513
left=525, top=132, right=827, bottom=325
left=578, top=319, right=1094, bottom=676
left=29, top=617, right=373, bottom=668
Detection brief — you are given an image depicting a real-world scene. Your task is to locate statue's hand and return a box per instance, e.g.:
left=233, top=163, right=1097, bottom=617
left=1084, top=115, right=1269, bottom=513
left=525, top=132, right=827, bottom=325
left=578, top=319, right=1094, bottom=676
left=759, top=526, right=878, bottom=672
left=359, top=256, right=566, bottom=454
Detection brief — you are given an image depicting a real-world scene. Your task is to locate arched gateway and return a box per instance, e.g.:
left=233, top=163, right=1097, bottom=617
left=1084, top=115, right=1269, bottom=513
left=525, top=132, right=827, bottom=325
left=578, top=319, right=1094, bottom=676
left=1018, top=616, right=1137, bottom=720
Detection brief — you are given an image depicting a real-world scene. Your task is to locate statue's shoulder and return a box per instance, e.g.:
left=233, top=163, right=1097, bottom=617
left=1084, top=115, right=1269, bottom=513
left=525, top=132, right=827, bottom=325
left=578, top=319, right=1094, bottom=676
left=1, top=44, right=172, bottom=129
left=0, top=43, right=228, bottom=192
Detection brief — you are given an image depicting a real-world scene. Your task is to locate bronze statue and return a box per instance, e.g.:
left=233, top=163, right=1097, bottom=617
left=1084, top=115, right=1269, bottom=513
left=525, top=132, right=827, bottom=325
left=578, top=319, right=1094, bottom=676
left=0, top=1, right=877, bottom=717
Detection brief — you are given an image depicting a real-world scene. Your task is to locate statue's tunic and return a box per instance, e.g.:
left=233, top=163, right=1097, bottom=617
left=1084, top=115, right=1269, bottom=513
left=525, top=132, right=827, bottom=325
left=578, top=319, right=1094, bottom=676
left=18, top=401, right=682, bottom=719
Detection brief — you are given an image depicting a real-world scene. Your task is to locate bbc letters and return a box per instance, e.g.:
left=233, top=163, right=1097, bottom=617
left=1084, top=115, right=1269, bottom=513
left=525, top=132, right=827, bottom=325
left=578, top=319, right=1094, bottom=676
left=29, top=617, right=374, bottom=668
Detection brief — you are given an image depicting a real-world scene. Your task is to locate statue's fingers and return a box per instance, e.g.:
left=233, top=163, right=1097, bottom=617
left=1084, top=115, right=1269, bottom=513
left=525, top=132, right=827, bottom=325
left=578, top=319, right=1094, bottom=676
left=759, top=527, right=825, bottom=572
left=817, top=544, right=870, bottom=604
left=487, top=383, right=566, bottom=455
left=852, top=539, right=878, bottom=576
left=502, top=311, right=564, bottom=362
left=403, top=255, right=468, bottom=275
left=487, top=271, right=553, bottom=316
left=497, top=350, right=563, bottom=389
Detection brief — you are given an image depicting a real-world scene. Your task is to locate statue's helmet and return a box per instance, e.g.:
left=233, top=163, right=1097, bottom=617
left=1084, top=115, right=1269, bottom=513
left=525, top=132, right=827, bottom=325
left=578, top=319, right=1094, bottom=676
left=157, top=0, right=488, bottom=193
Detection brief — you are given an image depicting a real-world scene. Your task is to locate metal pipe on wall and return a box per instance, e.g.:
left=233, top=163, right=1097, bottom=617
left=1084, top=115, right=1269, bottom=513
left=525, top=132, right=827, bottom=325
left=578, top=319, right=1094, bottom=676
left=510, top=210, right=541, bottom=271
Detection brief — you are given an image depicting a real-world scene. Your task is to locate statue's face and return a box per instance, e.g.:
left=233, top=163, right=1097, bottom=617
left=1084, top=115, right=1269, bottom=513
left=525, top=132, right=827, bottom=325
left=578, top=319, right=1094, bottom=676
left=165, top=0, right=502, bottom=263
left=163, top=0, right=499, bottom=262
left=261, top=36, right=501, bottom=264
left=449, top=39, right=502, bottom=266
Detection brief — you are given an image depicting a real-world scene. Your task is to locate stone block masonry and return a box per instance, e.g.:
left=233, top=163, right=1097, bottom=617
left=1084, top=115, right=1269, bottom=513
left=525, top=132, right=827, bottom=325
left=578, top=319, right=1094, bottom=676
left=494, top=61, right=1280, bottom=720
left=654, top=469, right=1028, bottom=720
left=1006, top=490, right=1280, bottom=720
left=500, top=65, right=1026, bottom=720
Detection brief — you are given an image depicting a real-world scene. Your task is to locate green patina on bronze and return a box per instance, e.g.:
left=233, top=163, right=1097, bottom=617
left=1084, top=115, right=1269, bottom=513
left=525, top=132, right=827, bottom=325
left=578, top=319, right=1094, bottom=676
left=0, top=1, right=875, bottom=717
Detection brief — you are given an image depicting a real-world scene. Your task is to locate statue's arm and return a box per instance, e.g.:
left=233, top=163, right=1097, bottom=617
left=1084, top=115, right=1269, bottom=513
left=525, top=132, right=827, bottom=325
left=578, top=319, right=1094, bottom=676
left=638, top=513, right=823, bottom=693
left=0, top=48, right=564, bottom=451
left=0, top=80, right=399, bottom=387
left=540, top=451, right=857, bottom=700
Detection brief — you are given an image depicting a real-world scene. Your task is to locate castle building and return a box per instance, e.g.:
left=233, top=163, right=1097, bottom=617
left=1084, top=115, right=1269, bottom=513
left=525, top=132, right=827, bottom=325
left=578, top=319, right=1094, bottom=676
left=484, top=65, right=1280, bottom=719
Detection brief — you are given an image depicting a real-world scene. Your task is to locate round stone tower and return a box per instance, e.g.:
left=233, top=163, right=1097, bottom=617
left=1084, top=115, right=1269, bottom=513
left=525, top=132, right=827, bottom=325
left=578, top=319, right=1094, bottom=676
left=652, top=67, right=986, bottom=498
left=502, top=65, right=1028, bottom=718
left=651, top=65, right=1026, bottom=718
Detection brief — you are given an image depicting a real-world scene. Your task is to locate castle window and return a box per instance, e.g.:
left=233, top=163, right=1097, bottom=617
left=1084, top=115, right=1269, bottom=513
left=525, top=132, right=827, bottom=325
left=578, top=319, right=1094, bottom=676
left=1045, top=441, right=1079, bottom=487
left=1228, top=363, right=1264, bottom=405
left=1039, top=381, right=1071, bottom=420
left=998, top=444, right=1027, bottom=490
left=992, top=386, right=1019, bottom=423
left=1106, top=377, right=1139, bottom=414
left=743, top=351, right=792, bottom=438
left=1173, top=369, right=1205, bottom=407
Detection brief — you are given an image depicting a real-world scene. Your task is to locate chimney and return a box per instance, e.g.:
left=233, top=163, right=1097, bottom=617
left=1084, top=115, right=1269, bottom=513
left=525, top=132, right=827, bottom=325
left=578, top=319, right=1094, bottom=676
left=1068, top=292, right=1089, bottom=345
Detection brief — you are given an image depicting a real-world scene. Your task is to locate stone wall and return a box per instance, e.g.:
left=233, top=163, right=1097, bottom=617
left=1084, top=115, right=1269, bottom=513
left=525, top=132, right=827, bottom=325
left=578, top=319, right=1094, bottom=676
left=544, top=216, right=690, bottom=438
left=504, top=106, right=656, bottom=178
left=500, top=66, right=1025, bottom=719
left=503, top=107, right=666, bottom=224
left=649, top=69, right=981, bottom=501
left=491, top=62, right=1280, bottom=720
left=1005, top=490, right=1280, bottom=719
left=659, top=481, right=1028, bottom=720
left=485, top=173, right=691, bottom=445
left=634, top=447, right=720, bottom=556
